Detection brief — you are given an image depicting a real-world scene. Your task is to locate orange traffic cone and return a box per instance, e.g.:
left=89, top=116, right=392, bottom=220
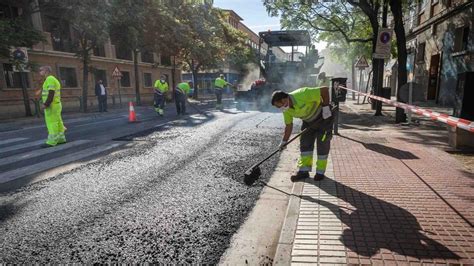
left=128, top=101, right=137, bottom=122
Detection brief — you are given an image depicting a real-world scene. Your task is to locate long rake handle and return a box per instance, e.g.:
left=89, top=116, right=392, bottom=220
left=250, top=128, right=309, bottom=169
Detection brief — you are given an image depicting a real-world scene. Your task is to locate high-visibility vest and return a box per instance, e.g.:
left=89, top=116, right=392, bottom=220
left=214, top=77, right=227, bottom=89
left=283, top=87, right=323, bottom=125
left=42, top=75, right=61, bottom=104
left=176, top=82, right=191, bottom=94
left=154, top=80, right=169, bottom=93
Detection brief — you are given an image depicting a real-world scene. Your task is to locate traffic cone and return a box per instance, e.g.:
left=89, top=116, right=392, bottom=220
left=128, top=101, right=137, bottom=122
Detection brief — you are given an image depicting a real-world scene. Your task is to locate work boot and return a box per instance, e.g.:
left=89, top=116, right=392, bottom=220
left=290, top=171, right=309, bottom=182
left=314, top=173, right=325, bottom=181
left=40, top=143, right=55, bottom=148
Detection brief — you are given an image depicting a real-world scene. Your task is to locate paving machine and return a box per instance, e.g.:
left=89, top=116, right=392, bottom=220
left=235, top=30, right=324, bottom=110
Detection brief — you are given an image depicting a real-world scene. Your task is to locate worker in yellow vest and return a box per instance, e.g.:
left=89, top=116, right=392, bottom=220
left=39, top=66, right=66, bottom=147
left=271, top=86, right=333, bottom=182
left=175, top=81, right=192, bottom=115
left=214, top=74, right=233, bottom=110
left=153, top=75, right=169, bottom=116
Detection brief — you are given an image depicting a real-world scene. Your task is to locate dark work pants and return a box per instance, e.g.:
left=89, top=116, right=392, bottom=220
left=215, top=89, right=223, bottom=105
left=98, top=95, right=107, bottom=112
left=154, top=93, right=165, bottom=110
left=298, top=115, right=334, bottom=174
left=175, top=91, right=186, bottom=115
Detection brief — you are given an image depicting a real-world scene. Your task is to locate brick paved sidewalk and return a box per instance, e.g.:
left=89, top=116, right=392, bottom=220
left=276, top=99, right=474, bottom=265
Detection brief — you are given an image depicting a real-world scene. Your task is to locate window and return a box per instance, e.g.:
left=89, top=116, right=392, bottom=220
left=121, top=71, right=131, bottom=87
left=416, top=42, right=425, bottom=63
left=93, top=44, right=106, bottom=57
left=115, top=44, right=132, bottom=60
left=160, top=55, right=171, bottom=66
left=3, top=64, right=29, bottom=88
left=44, top=15, right=74, bottom=53
left=454, top=26, right=469, bottom=52
left=141, top=50, right=154, bottom=63
left=59, top=67, right=78, bottom=87
left=0, top=4, right=20, bottom=19
left=94, top=69, right=107, bottom=87
left=144, top=73, right=152, bottom=87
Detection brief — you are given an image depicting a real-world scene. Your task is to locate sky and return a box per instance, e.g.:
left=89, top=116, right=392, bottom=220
left=213, top=0, right=327, bottom=52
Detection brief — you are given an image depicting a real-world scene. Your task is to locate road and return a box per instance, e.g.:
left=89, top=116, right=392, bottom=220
left=0, top=103, right=287, bottom=263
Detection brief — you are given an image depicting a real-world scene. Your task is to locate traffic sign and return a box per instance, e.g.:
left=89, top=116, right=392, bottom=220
left=11, top=47, right=29, bottom=72
left=355, top=56, right=369, bottom=69
left=374, top=28, right=393, bottom=59
left=112, top=66, right=122, bottom=78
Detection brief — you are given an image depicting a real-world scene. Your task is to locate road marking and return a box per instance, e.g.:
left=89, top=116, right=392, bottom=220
left=0, top=142, right=123, bottom=184
left=0, top=137, right=28, bottom=146
left=0, top=140, right=91, bottom=167
left=0, top=140, right=44, bottom=154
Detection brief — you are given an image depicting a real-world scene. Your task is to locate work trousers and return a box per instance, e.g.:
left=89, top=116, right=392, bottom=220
left=44, top=102, right=66, bottom=146
left=154, top=92, right=165, bottom=114
left=97, top=95, right=107, bottom=112
left=215, top=88, right=223, bottom=108
left=175, top=91, right=186, bottom=115
left=298, top=115, right=334, bottom=175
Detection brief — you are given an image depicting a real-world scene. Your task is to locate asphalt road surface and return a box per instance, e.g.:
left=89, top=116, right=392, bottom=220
left=0, top=105, right=286, bottom=263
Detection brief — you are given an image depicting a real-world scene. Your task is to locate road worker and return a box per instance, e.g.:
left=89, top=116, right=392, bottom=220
left=271, top=86, right=333, bottom=181
left=39, top=65, right=66, bottom=147
left=154, top=74, right=169, bottom=116
left=214, top=74, right=233, bottom=110
left=175, top=81, right=192, bottom=115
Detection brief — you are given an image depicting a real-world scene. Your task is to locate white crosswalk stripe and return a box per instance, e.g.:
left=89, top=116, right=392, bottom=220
left=0, top=142, right=122, bottom=184
left=0, top=140, right=92, bottom=167
left=0, top=139, right=44, bottom=154
left=0, top=137, right=28, bottom=146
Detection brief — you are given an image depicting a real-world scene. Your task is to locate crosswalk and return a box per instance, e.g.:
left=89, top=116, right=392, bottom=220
left=0, top=137, right=123, bottom=185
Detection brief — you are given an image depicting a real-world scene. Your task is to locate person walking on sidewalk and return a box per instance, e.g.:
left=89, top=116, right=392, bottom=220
left=175, top=81, right=192, bottom=115
left=153, top=75, right=169, bottom=116
left=271, top=86, right=333, bottom=181
left=95, top=80, right=108, bottom=112
left=39, top=65, right=66, bottom=147
left=214, top=74, right=233, bottom=110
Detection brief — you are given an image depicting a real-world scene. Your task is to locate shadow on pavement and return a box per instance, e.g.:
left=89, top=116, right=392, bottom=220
left=302, top=178, right=460, bottom=260
left=338, top=134, right=419, bottom=160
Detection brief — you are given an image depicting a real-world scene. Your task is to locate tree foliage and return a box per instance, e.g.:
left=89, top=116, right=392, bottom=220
left=0, top=17, right=44, bottom=59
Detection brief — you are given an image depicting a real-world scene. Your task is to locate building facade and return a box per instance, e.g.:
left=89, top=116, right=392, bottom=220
left=404, top=0, right=473, bottom=106
left=0, top=0, right=180, bottom=117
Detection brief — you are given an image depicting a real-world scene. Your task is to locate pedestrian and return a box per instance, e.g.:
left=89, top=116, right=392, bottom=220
left=271, top=86, right=333, bottom=182
left=214, top=74, right=233, bottom=110
left=94, top=80, right=108, bottom=112
left=175, top=81, right=192, bottom=115
left=39, top=65, right=66, bottom=147
left=153, top=74, right=169, bottom=116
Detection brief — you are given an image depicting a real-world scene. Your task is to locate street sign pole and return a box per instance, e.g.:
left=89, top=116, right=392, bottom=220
left=112, top=66, right=123, bottom=107
left=118, top=78, right=122, bottom=108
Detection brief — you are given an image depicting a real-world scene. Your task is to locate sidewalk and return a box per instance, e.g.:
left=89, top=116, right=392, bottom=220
left=274, top=98, right=474, bottom=265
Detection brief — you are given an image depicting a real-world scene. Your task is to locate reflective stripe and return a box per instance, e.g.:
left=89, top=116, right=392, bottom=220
left=301, top=151, right=313, bottom=156
left=302, top=105, right=322, bottom=122
left=316, top=169, right=325, bottom=174
left=321, top=132, right=327, bottom=142
left=318, top=154, right=328, bottom=160
left=298, top=166, right=311, bottom=172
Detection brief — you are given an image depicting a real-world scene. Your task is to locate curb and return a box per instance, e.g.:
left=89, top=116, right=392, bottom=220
left=273, top=179, right=304, bottom=265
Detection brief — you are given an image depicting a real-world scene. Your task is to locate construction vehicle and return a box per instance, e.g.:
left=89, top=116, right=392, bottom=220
left=235, top=30, right=324, bottom=110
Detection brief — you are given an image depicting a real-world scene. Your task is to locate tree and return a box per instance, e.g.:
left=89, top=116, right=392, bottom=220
left=40, top=0, right=110, bottom=112
left=0, top=1, right=45, bottom=117
left=173, top=3, right=252, bottom=99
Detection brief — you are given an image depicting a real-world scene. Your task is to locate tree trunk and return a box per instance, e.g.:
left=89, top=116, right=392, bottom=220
left=133, top=50, right=141, bottom=106
left=82, top=56, right=89, bottom=113
left=20, top=72, right=32, bottom=116
left=390, top=0, right=408, bottom=123
left=191, top=67, right=199, bottom=100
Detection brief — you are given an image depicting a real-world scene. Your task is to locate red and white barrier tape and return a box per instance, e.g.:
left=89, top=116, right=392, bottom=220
left=338, top=86, right=474, bottom=133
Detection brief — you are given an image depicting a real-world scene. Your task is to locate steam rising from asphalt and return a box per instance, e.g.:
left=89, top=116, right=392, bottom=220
left=238, top=63, right=260, bottom=91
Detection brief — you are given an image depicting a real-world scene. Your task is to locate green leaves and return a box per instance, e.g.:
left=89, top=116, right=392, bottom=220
left=0, top=18, right=44, bottom=59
